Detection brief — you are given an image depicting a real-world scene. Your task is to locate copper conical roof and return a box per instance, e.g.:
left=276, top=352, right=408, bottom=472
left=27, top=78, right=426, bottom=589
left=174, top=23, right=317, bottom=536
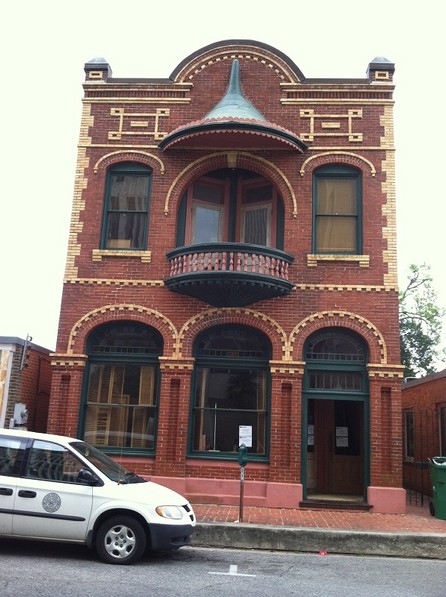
left=159, top=60, right=307, bottom=152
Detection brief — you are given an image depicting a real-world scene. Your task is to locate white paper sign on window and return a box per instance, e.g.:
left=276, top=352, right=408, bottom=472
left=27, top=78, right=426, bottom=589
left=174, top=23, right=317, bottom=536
left=336, top=426, right=349, bottom=447
left=308, top=424, right=314, bottom=446
left=239, top=425, right=252, bottom=448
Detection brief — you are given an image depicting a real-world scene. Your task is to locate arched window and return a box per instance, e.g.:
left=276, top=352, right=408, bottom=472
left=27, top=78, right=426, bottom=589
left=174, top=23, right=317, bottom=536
left=189, top=325, right=271, bottom=458
left=177, top=169, right=284, bottom=250
left=305, top=328, right=367, bottom=392
left=101, top=162, right=152, bottom=250
left=80, top=322, right=163, bottom=452
left=313, top=165, right=362, bottom=254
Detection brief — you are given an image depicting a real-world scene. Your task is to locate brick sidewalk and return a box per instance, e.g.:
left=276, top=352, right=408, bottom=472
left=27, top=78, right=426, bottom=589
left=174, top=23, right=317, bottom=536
left=193, top=502, right=446, bottom=534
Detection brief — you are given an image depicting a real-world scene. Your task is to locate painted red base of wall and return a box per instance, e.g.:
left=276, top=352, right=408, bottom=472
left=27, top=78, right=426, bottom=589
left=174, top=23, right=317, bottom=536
left=149, top=476, right=303, bottom=508
left=150, top=476, right=407, bottom=513
left=368, top=486, right=406, bottom=513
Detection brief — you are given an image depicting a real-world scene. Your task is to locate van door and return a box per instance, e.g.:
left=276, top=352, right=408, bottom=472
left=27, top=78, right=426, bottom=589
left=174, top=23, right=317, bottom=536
left=0, top=436, right=25, bottom=534
left=13, top=439, right=93, bottom=541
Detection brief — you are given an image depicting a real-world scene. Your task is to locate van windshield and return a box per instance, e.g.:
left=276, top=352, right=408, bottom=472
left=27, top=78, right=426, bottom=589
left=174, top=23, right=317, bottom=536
left=71, top=441, right=146, bottom=484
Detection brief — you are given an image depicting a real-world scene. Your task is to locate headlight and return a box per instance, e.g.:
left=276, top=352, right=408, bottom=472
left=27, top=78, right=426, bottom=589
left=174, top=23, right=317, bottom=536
left=155, top=505, right=183, bottom=520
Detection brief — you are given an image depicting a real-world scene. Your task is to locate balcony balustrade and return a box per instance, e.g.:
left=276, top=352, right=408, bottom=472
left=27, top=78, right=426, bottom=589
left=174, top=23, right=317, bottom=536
left=165, top=243, right=294, bottom=307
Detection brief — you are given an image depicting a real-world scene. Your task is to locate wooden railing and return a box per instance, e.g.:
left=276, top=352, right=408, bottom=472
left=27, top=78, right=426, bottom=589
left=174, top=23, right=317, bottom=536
left=167, top=243, right=293, bottom=280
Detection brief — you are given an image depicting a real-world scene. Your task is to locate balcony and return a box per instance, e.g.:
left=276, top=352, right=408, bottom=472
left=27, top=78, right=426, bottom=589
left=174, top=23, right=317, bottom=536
left=165, top=243, right=294, bottom=307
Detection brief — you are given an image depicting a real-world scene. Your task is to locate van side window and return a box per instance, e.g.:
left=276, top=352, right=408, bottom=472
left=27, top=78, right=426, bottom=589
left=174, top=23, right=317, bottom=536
left=26, top=440, right=87, bottom=483
left=0, top=436, right=26, bottom=477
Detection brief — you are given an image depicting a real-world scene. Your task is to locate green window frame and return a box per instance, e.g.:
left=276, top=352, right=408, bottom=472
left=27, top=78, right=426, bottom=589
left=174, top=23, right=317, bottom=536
left=313, top=165, right=362, bottom=254
left=303, top=328, right=368, bottom=395
left=101, top=162, right=152, bottom=250
left=79, top=322, right=162, bottom=455
left=188, top=325, right=271, bottom=461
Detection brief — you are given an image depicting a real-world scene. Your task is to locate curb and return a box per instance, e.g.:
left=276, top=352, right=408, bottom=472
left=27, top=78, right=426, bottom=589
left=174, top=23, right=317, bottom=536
left=192, top=522, right=446, bottom=560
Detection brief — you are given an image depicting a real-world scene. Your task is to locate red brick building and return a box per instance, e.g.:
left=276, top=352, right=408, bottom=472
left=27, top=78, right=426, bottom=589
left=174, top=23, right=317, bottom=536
left=0, top=336, right=52, bottom=433
left=402, top=371, right=446, bottom=498
left=49, top=40, right=405, bottom=512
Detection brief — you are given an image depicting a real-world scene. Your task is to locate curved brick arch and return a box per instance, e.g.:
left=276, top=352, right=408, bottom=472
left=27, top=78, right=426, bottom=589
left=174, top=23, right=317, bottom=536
left=177, top=308, right=288, bottom=361
left=299, top=152, right=376, bottom=177
left=163, top=151, right=298, bottom=218
left=93, top=151, right=166, bottom=174
left=66, top=305, right=178, bottom=355
left=289, top=311, right=387, bottom=364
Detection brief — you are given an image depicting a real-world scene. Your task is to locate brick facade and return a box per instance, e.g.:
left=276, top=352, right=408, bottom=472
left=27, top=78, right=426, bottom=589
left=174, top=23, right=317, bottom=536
left=402, top=370, right=446, bottom=497
left=49, top=41, right=405, bottom=512
left=0, top=337, right=52, bottom=432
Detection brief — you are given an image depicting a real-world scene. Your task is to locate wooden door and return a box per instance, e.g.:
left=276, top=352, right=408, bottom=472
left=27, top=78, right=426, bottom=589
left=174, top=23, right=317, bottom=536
left=313, top=399, right=363, bottom=496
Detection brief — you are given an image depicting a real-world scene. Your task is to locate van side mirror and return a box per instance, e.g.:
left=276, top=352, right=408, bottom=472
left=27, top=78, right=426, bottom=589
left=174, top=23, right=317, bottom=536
left=77, top=467, right=102, bottom=486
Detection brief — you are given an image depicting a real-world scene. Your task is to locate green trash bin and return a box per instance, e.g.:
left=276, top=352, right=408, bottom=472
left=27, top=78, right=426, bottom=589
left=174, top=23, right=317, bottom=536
left=428, top=457, right=446, bottom=520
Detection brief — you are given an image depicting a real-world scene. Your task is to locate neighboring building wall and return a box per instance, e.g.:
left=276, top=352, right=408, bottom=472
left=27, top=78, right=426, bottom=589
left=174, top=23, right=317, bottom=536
left=401, top=370, right=446, bottom=497
left=0, top=337, right=52, bottom=432
left=49, top=40, right=404, bottom=512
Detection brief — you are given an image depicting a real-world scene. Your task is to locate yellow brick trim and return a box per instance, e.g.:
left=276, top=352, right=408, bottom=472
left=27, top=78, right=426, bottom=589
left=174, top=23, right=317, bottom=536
left=269, top=360, right=305, bottom=375
left=381, top=105, right=398, bottom=288
left=295, top=283, right=397, bottom=292
left=64, top=103, right=93, bottom=279
left=163, top=152, right=298, bottom=217
left=290, top=310, right=387, bottom=364
left=175, top=48, right=298, bottom=84
left=367, top=363, right=405, bottom=379
left=93, top=151, right=165, bottom=174
left=159, top=357, right=195, bottom=371
left=91, top=249, right=152, bottom=263
left=66, top=305, right=178, bottom=355
left=177, top=307, right=289, bottom=360
left=299, top=152, right=376, bottom=177
left=307, top=254, right=370, bottom=267
left=50, top=354, right=87, bottom=367
left=63, top=278, right=164, bottom=287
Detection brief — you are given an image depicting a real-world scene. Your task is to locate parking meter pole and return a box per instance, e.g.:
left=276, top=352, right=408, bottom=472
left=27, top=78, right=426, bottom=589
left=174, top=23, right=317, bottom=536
left=238, top=444, right=248, bottom=523
left=239, top=466, right=245, bottom=523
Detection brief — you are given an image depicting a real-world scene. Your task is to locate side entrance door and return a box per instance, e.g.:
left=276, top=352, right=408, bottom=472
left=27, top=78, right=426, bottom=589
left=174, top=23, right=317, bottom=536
left=309, top=399, right=364, bottom=497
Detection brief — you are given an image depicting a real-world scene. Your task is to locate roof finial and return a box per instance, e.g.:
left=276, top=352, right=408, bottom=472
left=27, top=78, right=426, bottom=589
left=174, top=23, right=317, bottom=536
left=204, top=59, right=266, bottom=121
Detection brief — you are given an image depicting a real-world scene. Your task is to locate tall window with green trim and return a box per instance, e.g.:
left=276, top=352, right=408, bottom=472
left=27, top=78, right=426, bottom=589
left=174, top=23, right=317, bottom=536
left=101, top=162, right=152, bottom=249
left=81, top=322, right=162, bottom=452
left=313, top=165, right=362, bottom=254
left=189, top=325, right=271, bottom=458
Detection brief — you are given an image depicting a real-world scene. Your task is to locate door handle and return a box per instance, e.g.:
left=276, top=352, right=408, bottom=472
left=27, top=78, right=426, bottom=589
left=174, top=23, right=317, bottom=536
left=0, top=488, right=13, bottom=496
left=18, top=490, right=37, bottom=498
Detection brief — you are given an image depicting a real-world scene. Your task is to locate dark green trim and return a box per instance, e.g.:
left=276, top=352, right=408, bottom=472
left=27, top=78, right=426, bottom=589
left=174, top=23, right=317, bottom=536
left=187, top=325, right=272, bottom=463
left=301, top=393, right=370, bottom=501
left=167, top=242, right=293, bottom=263
left=176, top=192, right=187, bottom=246
left=312, top=165, right=362, bottom=255
left=100, top=162, right=152, bottom=251
left=276, top=198, right=284, bottom=250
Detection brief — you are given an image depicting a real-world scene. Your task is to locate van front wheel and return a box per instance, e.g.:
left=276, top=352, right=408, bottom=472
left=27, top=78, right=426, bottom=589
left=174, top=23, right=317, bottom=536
left=95, top=515, right=147, bottom=565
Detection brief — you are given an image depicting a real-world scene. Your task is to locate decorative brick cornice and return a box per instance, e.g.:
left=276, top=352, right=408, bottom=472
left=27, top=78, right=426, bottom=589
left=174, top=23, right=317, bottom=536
left=159, top=357, right=195, bottom=371
left=367, top=363, right=405, bottom=379
left=50, top=354, right=87, bottom=368
left=269, top=360, right=305, bottom=375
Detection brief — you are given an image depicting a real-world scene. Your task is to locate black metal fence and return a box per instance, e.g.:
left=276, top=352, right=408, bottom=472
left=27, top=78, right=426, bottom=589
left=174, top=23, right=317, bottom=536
left=402, top=407, right=436, bottom=506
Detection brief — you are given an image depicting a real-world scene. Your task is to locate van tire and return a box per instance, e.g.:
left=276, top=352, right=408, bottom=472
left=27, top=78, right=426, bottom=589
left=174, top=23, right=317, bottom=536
left=95, top=515, right=147, bottom=565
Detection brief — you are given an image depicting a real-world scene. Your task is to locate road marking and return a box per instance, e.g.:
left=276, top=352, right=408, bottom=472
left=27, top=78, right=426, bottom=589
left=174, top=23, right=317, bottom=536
left=209, top=564, right=256, bottom=577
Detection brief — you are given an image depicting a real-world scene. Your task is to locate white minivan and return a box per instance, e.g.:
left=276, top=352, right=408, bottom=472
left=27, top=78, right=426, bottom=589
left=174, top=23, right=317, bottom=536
left=0, top=429, right=196, bottom=564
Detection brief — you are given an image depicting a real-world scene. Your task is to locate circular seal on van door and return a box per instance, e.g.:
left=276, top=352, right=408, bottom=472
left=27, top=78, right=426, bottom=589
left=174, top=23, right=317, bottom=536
left=42, top=492, right=61, bottom=513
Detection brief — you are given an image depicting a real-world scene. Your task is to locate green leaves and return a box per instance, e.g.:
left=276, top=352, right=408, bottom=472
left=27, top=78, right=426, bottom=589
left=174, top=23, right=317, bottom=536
left=399, top=264, right=445, bottom=377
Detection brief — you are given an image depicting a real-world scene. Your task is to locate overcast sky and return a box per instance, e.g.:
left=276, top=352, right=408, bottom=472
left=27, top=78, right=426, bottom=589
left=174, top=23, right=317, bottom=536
left=2, top=0, right=445, bottom=361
